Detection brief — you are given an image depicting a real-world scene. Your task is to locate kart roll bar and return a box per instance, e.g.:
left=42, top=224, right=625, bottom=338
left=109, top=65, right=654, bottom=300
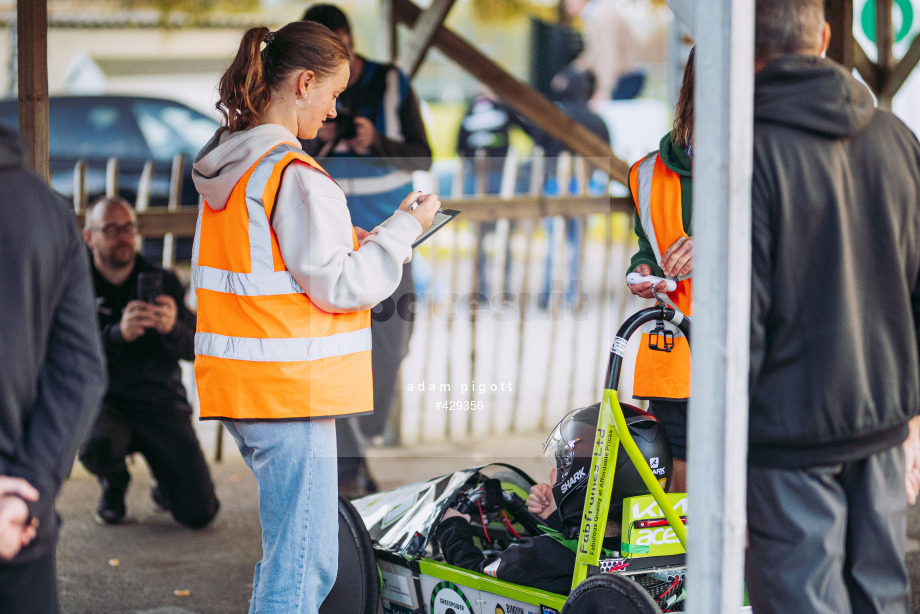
left=573, top=296, right=691, bottom=589
left=605, top=300, right=691, bottom=392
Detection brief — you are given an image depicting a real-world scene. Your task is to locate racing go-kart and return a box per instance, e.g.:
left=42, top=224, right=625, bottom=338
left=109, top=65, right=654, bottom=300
left=320, top=295, right=692, bottom=614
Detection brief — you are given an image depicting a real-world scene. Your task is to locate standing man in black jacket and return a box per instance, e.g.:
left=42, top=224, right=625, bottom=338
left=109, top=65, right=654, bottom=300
left=80, top=197, right=218, bottom=528
left=748, top=2, right=920, bottom=612
left=0, top=123, right=106, bottom=612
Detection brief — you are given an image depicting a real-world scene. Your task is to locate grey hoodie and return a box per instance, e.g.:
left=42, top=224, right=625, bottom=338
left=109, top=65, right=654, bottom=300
left=192, top=124, right=421, bottom=312
left=749, top=56, right=920, bottom=468
left=0, top=123, right=106, bottom=561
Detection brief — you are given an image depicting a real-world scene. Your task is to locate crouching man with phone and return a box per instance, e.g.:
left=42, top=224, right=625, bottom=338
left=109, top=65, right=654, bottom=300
left=80, top=196, right=219, bottom=528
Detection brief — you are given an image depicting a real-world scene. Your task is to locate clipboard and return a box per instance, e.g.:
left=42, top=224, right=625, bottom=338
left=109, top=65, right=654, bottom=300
left=410, top=208, right=461, bottom=247
left=378, top=208, right=461, bottom=248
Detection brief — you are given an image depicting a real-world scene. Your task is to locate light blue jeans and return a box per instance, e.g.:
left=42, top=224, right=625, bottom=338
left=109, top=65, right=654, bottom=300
left=222, top=419, right=338, bottom=614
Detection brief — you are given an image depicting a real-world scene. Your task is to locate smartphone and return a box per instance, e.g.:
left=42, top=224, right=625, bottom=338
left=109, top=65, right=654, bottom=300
left=137, top=272, right=164, bottom=304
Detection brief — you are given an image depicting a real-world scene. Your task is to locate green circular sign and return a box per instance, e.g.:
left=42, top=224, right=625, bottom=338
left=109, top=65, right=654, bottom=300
left=430, top=581, right=474, bottom=614
left=861, top=0, right=915, bottom=43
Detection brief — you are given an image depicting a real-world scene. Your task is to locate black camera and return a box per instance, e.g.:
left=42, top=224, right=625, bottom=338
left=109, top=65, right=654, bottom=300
left=335, top=109, right=358, bottom=140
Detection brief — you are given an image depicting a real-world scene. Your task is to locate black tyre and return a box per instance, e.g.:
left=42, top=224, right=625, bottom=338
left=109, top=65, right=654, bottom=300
left=562, top=573, right=661, bottom=614
left=318, top=496, right=379, bottom=614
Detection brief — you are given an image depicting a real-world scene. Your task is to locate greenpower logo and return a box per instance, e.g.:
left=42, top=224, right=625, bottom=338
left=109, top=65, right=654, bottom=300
left=860, top=0, right=915, bottom=43
left=430, top=581, right=474, bottom=614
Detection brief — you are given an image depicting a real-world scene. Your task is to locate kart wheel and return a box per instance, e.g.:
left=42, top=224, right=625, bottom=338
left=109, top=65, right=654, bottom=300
left=318, top=496, right=379, bottom=614
left=562, top=573, right=661, bottom=614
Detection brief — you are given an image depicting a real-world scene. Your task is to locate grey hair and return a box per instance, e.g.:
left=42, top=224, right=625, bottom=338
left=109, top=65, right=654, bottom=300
left=755, top=0, right=825, bottom=63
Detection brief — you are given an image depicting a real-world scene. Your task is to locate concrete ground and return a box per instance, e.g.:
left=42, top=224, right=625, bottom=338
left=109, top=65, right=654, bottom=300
left=55, top=432, right=548, bottom=614
left=54, top=433, right=920, bottom=614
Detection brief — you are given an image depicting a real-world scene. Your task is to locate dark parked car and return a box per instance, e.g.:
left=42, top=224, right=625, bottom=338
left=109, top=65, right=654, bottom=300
left=0, top=95, right=219, bottom=261
left=0, top=94, right=219, bottom=209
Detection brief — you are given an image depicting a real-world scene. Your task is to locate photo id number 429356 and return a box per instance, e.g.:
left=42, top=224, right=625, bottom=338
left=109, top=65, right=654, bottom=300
left=435, top=401, right=484, bottom=411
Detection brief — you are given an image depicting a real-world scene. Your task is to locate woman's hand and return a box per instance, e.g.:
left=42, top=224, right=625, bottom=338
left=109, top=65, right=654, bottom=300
left=627, top=264, right=671, bottom=299
left=398, top=191, right=440, bottom=231
left=661, top=236, right=693, bottom=278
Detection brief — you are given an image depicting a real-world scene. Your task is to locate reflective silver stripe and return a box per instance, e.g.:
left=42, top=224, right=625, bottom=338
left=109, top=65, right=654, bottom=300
left=245, top=143, right=303, bottom=274
left=336, top=169, right=414, bottom=195
left=193, top=265, right=304, bottom=296
left=191, top=202, right=204, bottom=270
left=383, top=68, right=402, bottom=141
left=636, top=153, right=664, bottom=267
left=196, top=328, right=372, bottom=363
left=635, top=153, right=692, bottom=282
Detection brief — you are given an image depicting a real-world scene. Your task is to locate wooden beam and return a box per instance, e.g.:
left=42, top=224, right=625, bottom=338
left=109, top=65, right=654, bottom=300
left=854, top=41, right=880, bottom=93
left=876, top=0, right=893, bottom=107
left=378, top=0, right=398, bottom=63
left=884, top=32, right=920, bottom=99
left=72, top=196, right=630, bottom=234
left=17, top=0, right=49, bottom=182
left=396, top=0, right=456, bottom=78
left=825, top=0, right=854, bottom=69
left=392, top=0, right=628, bottom=184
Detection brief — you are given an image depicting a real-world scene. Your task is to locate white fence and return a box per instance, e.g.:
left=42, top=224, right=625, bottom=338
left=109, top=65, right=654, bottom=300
left=71, top=149, right=646, bottom=455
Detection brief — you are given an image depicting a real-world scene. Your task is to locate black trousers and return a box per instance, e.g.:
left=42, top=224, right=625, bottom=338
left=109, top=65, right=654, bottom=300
left=337, top=262, right=415, bottom=479
left=79, top=403, right=219, bottom=528
left=0, top=551, right=58, bottom=614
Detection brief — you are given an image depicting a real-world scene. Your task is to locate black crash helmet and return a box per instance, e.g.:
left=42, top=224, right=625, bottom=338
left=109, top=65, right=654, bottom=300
left=543, top=402, right=673, bottom=529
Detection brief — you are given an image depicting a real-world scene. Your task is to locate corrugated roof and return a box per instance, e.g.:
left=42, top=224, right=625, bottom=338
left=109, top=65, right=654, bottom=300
left=0, top=10, right=275, bottom=29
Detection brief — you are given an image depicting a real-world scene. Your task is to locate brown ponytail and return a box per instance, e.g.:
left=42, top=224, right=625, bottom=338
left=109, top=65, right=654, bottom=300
left=216, top=21, right=349, bottom=133
left=671, top=47, right=694, bottom=150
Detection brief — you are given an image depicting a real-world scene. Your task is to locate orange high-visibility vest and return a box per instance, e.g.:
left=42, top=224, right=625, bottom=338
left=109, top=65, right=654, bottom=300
left=628, top=152, right=691, bottom=400
left=193, top=143, right=373, bottom=420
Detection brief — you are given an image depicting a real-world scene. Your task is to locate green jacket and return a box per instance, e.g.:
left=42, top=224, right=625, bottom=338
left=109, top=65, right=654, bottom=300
left=627, top=132, right=693, bottom=277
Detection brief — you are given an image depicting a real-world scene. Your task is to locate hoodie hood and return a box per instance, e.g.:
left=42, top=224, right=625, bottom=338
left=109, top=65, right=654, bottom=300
left=0, top=123, right=24, bottom=171
left=754, top=55, right=875, bottom=139
left=192, top=124, right=301, bottom=211
left=658, top=131, right=692, bottom=177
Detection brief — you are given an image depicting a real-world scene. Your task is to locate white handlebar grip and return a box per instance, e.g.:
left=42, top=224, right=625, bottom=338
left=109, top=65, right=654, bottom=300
left=626, top=273, right=677, bottom=292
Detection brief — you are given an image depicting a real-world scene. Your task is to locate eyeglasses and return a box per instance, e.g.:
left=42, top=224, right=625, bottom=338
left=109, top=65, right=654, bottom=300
left=90, top=222, right=138, bottom=239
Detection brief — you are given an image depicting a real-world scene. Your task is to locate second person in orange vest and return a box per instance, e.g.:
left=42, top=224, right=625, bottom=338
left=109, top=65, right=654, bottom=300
left=626, top=48, right=694, bottom=493
left=191, top=21, right=440, bottom=613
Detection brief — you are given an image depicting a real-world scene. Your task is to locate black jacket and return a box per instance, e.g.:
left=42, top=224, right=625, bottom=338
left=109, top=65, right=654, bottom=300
left=749, top=56, right=920, bottom=468
left=92, top=255, right=195, bottom=413
left=0, top=124, right=106, bottom=561
left=435, top=516, right=618, bottom=595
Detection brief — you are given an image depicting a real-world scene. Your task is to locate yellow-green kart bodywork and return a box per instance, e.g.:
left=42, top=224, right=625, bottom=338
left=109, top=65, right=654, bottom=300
left=337, top=462, right=688, bottom=614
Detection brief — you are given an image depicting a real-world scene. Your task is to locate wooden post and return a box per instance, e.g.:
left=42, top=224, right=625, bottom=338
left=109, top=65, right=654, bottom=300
left=379, top=0, right=398, bottom=63
left=826, top=0, right=854, bottom=69
left=876, top=0, right=894, bottom=108
left=17, top=0, right=49, bottom=182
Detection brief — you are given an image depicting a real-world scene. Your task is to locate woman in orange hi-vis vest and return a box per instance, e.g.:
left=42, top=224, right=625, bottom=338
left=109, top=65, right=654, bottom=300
left=626, top=48, right=694, bottom=493
left=191, top=21, right=440, bottom=613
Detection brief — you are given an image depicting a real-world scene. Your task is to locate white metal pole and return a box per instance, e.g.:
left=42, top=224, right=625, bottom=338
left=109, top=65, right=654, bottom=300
left=686, top=0, right=754, bottom=612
